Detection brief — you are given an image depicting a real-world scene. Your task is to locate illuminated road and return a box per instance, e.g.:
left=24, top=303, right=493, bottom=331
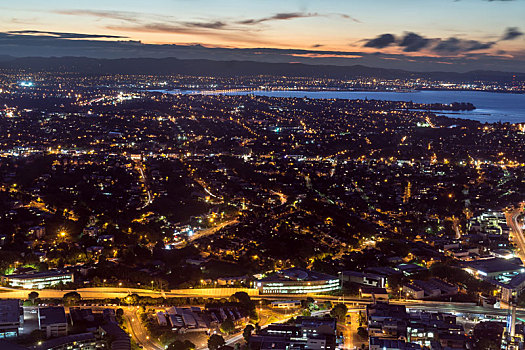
left=187, top=219, right=239, bottom=242
left=136, top=162, right=153, bottom=210
left=124, top=307, right=163, bottom=350
left=4, top=284, right=525, bottom=350
left=507, top=208, right=525, bottom=263
left=0, top=286, right=258, bottom=300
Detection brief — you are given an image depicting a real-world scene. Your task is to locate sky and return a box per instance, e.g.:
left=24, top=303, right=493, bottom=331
left=0, top=0, right=524, bottom=72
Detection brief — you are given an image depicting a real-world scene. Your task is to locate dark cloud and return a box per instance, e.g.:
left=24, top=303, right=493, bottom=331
left=238, top=12, right=319, bottom=25
left=54, top=9, right=139, bottom=22
left=335, top=14, right=361, bottom=23
left=311, top=44, right=324, bottom=48
left=364, top=27, right=521, bottom=53
left=398, top=32, right=431, bottom=52
left=502, top=27, right=524, bottom=40
left=7, top=30, right=126, bottom=39
left=433, top=38, right=495, bottom=52
left=364, top=34, right=396, bottom=48
left=184, top=21, right=228, bottom=30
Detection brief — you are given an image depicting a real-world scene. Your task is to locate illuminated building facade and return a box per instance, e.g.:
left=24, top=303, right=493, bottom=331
left=256, top=268, right=340, bottom=294
left=1, top=271, right=74, bottom=289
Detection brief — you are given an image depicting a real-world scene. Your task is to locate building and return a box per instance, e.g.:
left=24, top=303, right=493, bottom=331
left=367, top=302, right=467, bottom=349
left=255, top=268, right=340, bottom=294
left=270, top=300, right=302, bottom=309
left=0, top=339, right=29, bottom=350
left=341, top=270, right=387, bottom=288
left=396, top=263, right=428, bottom=276
left=369, top=337, right=420, bottom=350
left=403, top=279, right=458, bottom=300
left=165, top=307, right=208, bottom=331
left=406, top=311, right=465, bottom=348
left=0, top=299, right=23, bottom=338
left=28, top=226, right=45, bottom=239
left=100, top=322, right=130, bottom=350
left=463, top=258, right=524, bottom=279
left=38, top=307, right=68, bottom=338
left=249, top=317, right=337, bottom=350
left=31, top=332, right=101, bottom=350
left=360, top=287, right=389, bottom=301
left=468, top=210, right=510, bottom=237
left=217, top=275, right=248, bottom=286
left=1, top=270, right=74, bottom=289
left=492, top=273, right=525, bottom=303
left=367, top=302, right=408, bottom=339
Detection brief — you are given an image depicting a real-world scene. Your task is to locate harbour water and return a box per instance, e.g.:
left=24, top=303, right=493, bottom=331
left=160, top=89, right=525, bottom=124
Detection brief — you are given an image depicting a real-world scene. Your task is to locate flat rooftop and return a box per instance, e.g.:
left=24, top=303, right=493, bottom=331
left=464, top=258, right=523, bottom=274
left=3, top=270, right=72, bottom=280
left=38, top=307, right=66, bottom=326
left=0, top=299, right=21, bottom=324
left=258, top=268, right=338, bottom=283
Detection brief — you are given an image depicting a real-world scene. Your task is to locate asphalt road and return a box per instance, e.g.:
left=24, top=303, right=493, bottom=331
left=124, top=307, right=164, bottom=350
left=0, top=286, right=258, bottom=300
left=507, top=208, right=525, bottom=263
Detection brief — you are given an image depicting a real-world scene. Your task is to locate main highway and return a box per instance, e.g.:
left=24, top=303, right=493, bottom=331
left=507, top=207, right=525, bottom=262
left=505, top=209, right=525, bottom=263
left=5, top=284, right=525, bottom=350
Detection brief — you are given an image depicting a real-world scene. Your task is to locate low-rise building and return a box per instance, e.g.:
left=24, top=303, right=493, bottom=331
left=31, top=332, right=101, bottom=350
left=403, top=279, right=458, bottom=300
left=249, top=317, right=337, bottom=350
left=1, top=270, right=74, bottom=289
left=463, top=258, right=524, bottom=279
left=369, top=337, right=420, bottom=350
left=341, top=270, right=387, bottom=288
left=360, top=287, right=389, bottom=301
left=0, top=299, right=23, bottom=338
left=38, top=307, right=68, bottom=338
left=367, top=302, right=467, bottom=349
left=270, top=300, right=302, bottom=309
left=255, top=268, right=340, bottom=294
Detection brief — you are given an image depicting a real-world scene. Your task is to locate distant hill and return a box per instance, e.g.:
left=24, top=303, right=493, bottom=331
left=0, top=56, right=522, bottom=82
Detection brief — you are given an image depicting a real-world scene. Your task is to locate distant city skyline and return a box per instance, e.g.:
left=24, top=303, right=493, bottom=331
left=0, top=0, right=524, bottom=71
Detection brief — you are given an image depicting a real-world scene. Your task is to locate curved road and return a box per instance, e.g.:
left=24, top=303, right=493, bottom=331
left=124, top=307, right=163, bottom=350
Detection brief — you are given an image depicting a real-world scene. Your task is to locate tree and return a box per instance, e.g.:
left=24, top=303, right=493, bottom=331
left=302, top=309, right=311, bottom=317
left=92, top=276, right=101, bottom=286
left=63, top=291, right=81, bottom=306
left=125, top=293, right=140, bottom=305
left=116, top=308, right=124, bottom=324
left=220, top=318, right=235, bottom=334
left=330, top=304, right=348, bottom=322
left=208, top=334, right=225, bottom=350
left=232, top=291, right=257, bottom=320
left=28, top=291, right=39, bottom=305
left=243, top=324, right=255, bottom=342
left=167, top=340, right=195, bottom=350
left=304, top=297, right=315, bottom=310
left=29, top=329, right=46, bottom=343
left=357, top=327, right=368, bottom=340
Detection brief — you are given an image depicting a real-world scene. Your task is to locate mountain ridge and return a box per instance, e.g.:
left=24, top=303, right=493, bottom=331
left=0, top=56, right=523, bottom=82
